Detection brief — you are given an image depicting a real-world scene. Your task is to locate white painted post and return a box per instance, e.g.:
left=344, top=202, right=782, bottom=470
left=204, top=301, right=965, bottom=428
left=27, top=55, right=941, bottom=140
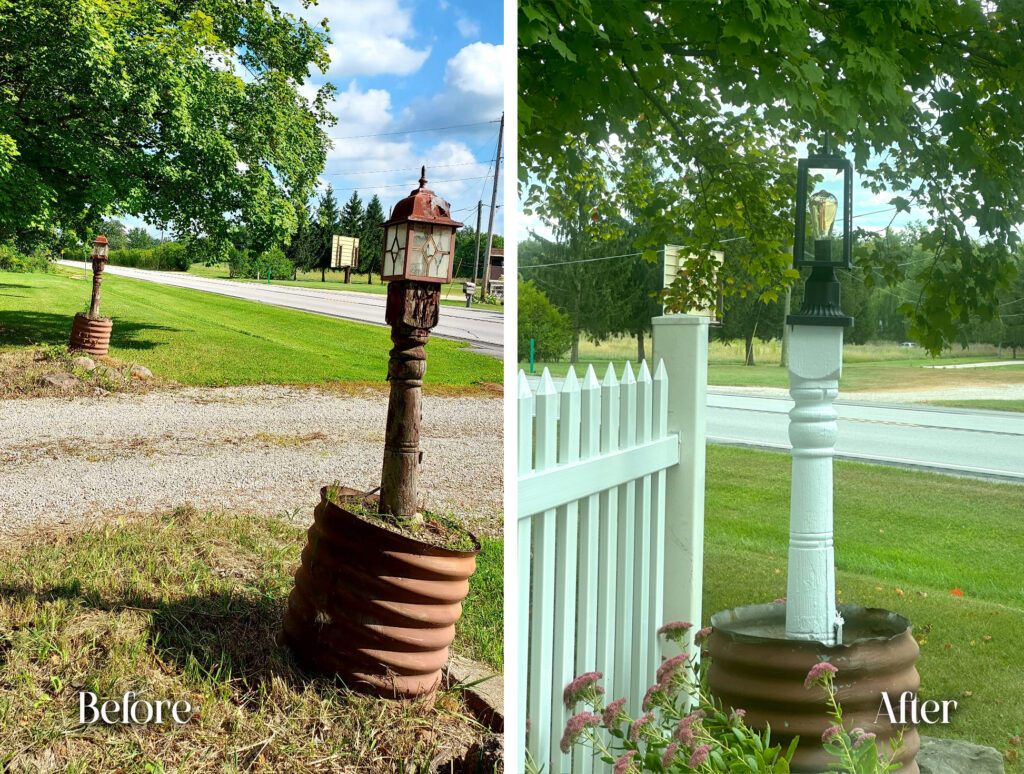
left=651, top=315, right=709, bottom=659
left=614, top=362, right=637, bottom=709
left=529, top=369, right=558, bottom=765
left=551, top=367, right=581, bottom=774
left=630, top=361, right=653, bottom=707
left=785, top=324, right=843, bottom=644
left=517, top=371, right=534, bottom=774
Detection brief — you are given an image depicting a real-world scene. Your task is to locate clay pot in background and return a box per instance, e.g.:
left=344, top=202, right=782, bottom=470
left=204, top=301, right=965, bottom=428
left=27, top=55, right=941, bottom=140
left=708, top=602, right=921, bottom=774
left=69, top=312, right=112, bottom=357
left=282, top=487, right=479, bottom=697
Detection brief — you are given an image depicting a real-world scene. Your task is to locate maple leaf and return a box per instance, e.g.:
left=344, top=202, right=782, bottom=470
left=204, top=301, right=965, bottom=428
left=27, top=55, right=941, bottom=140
left=949, top=587, right=964, bottom=597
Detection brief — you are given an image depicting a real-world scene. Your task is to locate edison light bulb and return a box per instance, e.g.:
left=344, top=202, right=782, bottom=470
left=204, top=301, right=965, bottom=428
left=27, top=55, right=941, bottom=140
left=808, top=190, right=838, bottom=239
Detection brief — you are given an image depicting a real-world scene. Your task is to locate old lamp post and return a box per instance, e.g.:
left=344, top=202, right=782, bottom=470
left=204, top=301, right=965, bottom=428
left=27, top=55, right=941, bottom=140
left=379, top=167, right=462, bottom=517
left=88, top=235, right=110, bottom=318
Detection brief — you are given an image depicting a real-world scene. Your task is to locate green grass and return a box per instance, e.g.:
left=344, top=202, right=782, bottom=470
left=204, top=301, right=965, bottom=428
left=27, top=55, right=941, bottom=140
left=0, top=270, right=500, bottom=387
left=927, top=399, right=1024, bottom=413
left=704, top=445, right=1024, bottom=764
left=457, top=538, right=503, bottom=670
left=186, top=263, right=504, bottom=312
left=0, top=507, right=501, bottom=772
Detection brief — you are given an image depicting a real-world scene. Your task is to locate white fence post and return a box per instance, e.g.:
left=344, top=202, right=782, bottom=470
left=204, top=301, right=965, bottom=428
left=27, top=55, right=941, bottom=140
left=652, top=314, right=709, bottom=658
left=516, top=371, right=534, bottom=774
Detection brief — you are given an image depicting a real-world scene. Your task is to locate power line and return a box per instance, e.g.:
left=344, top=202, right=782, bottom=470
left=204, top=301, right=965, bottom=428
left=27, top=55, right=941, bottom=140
left=520, top=250, right=651, bottom=269
left=322, top=160, right=496, bottom=177
left=330, top=175, right=492, bottom=192
left=328, top=119, right=500, bottom=141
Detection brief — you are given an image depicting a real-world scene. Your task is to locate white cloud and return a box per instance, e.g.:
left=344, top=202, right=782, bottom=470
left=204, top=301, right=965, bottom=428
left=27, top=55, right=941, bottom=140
left=455, top=13, right=480, bottom=38
left=397, top=42, right=503, bottom=128
left=320, top=0, right=431, bottom=77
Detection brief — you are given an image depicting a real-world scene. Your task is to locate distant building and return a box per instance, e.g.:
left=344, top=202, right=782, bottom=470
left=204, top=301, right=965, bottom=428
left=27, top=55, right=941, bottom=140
left=488, top=247, right=504, bottom=280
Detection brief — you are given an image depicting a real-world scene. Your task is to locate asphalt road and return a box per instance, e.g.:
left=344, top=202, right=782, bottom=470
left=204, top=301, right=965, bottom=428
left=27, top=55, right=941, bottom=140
left=521, top=374, right=1024, bottom=481
left=57, top=261, right=503, bottom=357
left=708, top=391, right=1024, bottom=482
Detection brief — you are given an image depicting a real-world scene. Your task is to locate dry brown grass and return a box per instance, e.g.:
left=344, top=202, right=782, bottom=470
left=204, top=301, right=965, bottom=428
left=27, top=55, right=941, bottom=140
left=0, top=346, right=164, bottom=400
left=0, top=507, right=497, bottom=773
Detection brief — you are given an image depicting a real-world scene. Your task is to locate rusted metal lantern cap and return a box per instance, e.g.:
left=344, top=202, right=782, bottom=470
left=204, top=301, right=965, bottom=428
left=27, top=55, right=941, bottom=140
left=380, top=167, right=463, bottom=283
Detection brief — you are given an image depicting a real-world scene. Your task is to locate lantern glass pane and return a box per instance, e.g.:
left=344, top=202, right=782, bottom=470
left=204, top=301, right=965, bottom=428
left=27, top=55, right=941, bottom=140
left=407, top=224, right=428, bottom=277
left=436, top=228, right=452, bottom=252
left=93, top=244, right=109, bottom=258
left=383, top=223, right=406, bottom=277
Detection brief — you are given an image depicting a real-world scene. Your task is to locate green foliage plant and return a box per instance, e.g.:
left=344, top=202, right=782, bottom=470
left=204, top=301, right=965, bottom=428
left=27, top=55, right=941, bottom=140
left=559, top=624, right=795, bottom=773
left=518, top=277, right=573, bottom=362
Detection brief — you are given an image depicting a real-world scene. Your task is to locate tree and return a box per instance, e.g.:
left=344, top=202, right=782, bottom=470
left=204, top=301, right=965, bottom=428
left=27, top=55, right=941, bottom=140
left=313, top=185, right=341, bottom=282
left=285, top=203, right=318, bottom=278
left=0, top=0, right=334, bottom=252
left=717, top=246, right=786, bottom=366
left=125, top=226, right=158, bottom=250
left=518, top=277, right=573, bottom=362
left=519, top=1, right=1024, bottom=354
left=100, top=219, right=128, bottom=251
left=340, top=191, right=364, bottom=239
left=454, top=224, right=504, bottom=280
left=360, top=195, right=386, bottom=283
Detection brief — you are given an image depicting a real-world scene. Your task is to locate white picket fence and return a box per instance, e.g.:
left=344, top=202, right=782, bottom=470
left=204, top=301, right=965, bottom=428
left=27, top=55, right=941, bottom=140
left=518, top=359, right=679, bottom=774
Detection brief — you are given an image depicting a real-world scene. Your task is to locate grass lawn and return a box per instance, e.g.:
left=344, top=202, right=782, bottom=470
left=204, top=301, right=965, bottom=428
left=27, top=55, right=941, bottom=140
left=704, top=445, right=1024, bottom=767
left=186, top=263, right=504, bottom=312
left=0, top=507, right=502, bottom=772
left=0, top=270, right=500, bottom=388
left=927, top=399, right=1024, bottom=413
left=524, top=334, right=1024, bottom=396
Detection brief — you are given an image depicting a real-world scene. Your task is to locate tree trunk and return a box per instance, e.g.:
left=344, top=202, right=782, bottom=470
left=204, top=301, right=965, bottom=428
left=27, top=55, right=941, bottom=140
left=744, top=333, right=756, bottom=366
left=571, top=331, right=580, bottom=364
left=321, top=266, right=325, bottom=282
left=637, top=329, right=645, bottom=363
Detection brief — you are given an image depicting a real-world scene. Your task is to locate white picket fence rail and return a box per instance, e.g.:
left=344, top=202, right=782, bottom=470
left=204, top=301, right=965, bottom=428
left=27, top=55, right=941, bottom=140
left=518, top=360, right=679, bottom=774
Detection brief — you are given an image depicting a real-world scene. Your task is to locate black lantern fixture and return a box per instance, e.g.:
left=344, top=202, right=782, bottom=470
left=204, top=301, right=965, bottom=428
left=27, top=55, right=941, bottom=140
left=789, top=138, right=854, bottom=327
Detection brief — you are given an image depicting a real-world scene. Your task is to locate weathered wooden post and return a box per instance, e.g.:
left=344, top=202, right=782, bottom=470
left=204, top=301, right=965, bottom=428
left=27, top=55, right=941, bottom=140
left=377, top=168, right=463, bottom=516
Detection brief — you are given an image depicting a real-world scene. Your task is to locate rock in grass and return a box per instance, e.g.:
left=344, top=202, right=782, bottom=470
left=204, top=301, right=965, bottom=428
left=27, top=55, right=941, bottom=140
left=918, top=736, right=1005, bottom=774
left=38, top=373, right=78, bottom=390
left=129, top=364, right=153, bottom=380
left=71, top=356, right=96, bottom=372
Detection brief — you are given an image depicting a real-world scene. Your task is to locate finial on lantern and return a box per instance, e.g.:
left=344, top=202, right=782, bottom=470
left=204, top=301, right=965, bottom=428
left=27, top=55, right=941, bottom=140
left=419, top=166, right=427, bottom=188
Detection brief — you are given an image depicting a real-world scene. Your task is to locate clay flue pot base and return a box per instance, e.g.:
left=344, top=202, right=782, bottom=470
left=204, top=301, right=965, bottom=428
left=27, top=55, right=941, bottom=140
left=708, top=603, right=920, bottom=773
left=282, top=487, right=479, bottom=698
left=69, top=312, right=112, bottom=356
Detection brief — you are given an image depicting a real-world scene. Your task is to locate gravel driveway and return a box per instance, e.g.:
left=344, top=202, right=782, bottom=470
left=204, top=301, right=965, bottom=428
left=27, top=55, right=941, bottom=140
left=0, top=386, right=503, bottom=540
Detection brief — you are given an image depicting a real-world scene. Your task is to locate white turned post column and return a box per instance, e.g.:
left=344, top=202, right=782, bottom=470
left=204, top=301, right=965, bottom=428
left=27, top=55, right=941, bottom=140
left=785, top=324, right=843, bottom=645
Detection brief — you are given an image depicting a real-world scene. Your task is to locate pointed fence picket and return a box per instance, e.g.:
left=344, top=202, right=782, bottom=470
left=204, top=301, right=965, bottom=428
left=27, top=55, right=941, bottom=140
left=518, top=360, right=679, bottom=774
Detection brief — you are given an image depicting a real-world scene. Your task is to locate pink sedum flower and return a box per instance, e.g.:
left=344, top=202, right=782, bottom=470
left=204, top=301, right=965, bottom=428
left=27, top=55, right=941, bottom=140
left=675, top=723, right=695, bottom=747
left=657, top=621, right=693, bottom=638
left=602, top=697, right=627, bottom=729
left=662, top=742, right=680, bottom=768
left=613, top=750, right=638, bottom=774
left=688, top=743, right=712, bottom=768
left=559, top=711, right=601, bottom=754
left=656, top=652, right=691, bottom=685
left=563, top=671, right=604, bottom=707
left=822, top=724, right=843, bottom=743
left=804, top=661, right=838, bottom=689
left=694, top=626, right=713, bottom=644
left=852, top=731, right=877, bottom=749
left=629, top=712, right=655, bottom=742
left=642, top=682, right=663, bottom=711
left=729, top=708, right=747, bottom=724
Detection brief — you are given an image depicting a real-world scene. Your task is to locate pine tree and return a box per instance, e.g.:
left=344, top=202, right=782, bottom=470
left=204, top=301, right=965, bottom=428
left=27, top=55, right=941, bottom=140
left=360, top=194, right=386, bottom=284
left=313, top=185, right=340, bottom=282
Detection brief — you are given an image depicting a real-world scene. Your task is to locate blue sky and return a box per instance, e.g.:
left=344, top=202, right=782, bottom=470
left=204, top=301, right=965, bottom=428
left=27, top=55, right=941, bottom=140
left=130, top=0, right=504, bottom=242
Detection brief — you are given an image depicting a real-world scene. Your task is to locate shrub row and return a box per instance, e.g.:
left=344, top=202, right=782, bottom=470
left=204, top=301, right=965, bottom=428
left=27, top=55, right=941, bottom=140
left=106, top=242, right=190, bottom=271
left=227, top=246, right=295, bottom=280
left=0, top=242, right=52, bottom=273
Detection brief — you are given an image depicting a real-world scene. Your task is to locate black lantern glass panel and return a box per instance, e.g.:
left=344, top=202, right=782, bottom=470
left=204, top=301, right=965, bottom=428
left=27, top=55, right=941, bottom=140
left=794, top=154, right=853, bottom=270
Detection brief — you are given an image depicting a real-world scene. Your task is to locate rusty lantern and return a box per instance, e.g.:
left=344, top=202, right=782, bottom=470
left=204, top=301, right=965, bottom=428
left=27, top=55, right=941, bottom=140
left=88, top=234, right=110, bottom=319
left=379, top=168, right=463, bottom=518
left=69, top=234, right=113, bottom=355
left=381, top=167, right=461, bottom=283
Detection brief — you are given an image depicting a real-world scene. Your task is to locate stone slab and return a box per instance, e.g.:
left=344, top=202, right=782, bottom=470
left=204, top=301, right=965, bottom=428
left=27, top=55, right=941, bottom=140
left=443, top=655, right=503, bottom=732
left=917, top=735, right=1004, bottom=774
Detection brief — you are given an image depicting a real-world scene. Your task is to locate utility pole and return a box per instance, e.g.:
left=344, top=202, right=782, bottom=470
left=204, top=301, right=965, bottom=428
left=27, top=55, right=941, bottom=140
left=471, top=200, right=483, bottom=301
left=481, top=112, right=503, bottom=300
